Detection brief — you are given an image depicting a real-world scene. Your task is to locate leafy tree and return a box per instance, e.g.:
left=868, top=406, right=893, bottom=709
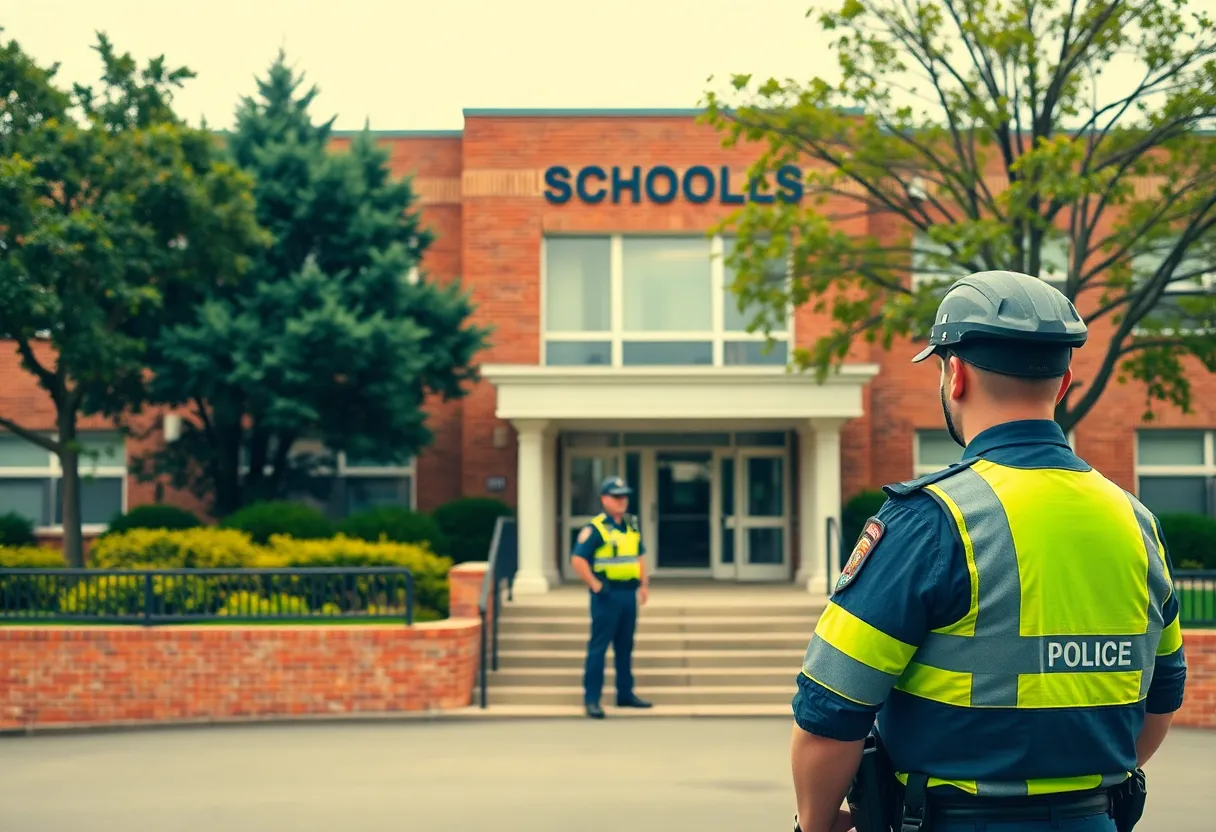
left=0, top=30, right=263, bottom=566
left=140, top=53, right=489, bottom=516
left=702, top=0, right=1216, bottom=430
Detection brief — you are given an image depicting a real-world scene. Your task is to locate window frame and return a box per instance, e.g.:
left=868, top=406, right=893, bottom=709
left=240, top=441, right=419, bottom=515
left=540, top=233, right=795, bottom=368
left=0, top=431, right=128, bottom=535
left=1134, top=429, right=1216, bottom=517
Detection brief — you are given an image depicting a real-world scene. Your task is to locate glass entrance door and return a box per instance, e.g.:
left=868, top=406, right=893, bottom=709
left=732, top=449, right=789, bottom=581
left=654, top=451, right=713, bottom=572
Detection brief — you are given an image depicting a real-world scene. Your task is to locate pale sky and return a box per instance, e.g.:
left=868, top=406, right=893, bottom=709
left=3, top=1, right=1212, bottom=132
left=0, top=0, right=844, bottom=131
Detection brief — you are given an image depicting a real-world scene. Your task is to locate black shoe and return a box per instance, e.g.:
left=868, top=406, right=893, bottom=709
left=585, top=702, right=605, bottom=719
left=617, top=695, right=652, bottom=708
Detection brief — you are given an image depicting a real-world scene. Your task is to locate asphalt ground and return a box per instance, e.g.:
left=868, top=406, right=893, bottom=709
left=1, top=718, right=1212, bottom=831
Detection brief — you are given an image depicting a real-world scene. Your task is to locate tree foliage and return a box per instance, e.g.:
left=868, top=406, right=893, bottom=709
left=140, top=53, right=489, bottom=517
left=702, top=0, right=1216, bottom=430
left=0, top=29, right=263, bottom=565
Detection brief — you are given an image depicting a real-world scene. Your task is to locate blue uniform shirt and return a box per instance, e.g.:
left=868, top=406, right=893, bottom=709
left=572, top=514, right=646, bottom=564
left=794, top=419, right=1188, bottom=770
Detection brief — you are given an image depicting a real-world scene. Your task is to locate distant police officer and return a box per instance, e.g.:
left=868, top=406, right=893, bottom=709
left=790, top=271, right=1188, bottom=832
left=571, top=475, right=653, bottom=719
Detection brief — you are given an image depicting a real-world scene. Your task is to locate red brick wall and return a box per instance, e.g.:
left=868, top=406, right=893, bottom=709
left=3, top=115, right=1215, bottom=523
left=1177, top=630, right=1216, bottom=729
left=0, top=619, right=479, bottom=731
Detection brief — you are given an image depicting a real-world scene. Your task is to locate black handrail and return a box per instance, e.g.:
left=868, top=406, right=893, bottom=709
left=476, top=516, right=518, bottom=709
left=825, top=516, right=843, bottom=595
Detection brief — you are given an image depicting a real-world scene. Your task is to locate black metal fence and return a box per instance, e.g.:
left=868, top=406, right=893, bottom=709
left=0, top=567, right=416, bottom=625
left=1176, top=569, right=1216, bottom=628
left=477, top=516, right=518, bottom=708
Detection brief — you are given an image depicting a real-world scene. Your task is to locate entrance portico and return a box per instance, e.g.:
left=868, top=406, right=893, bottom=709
left=483, top=364, right=879, bottom=595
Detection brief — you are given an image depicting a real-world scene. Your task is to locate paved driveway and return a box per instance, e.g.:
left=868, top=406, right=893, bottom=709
left=1, top=718, right=1212, bottom=831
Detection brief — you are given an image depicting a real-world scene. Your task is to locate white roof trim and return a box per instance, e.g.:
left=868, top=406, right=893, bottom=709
left=482, top=363, right=880, bottom=421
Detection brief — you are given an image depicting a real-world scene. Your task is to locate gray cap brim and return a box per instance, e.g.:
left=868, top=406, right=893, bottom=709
left=911, top=343, right=939, bottom=364
left=604, top=487, right=633, bottom=497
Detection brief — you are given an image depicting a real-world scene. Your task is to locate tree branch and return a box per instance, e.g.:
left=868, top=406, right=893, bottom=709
left=0, top=414, right=59, bottom=454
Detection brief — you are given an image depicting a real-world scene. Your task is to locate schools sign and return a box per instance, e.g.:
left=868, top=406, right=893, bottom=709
left=542, top=164, right=805, bottom=205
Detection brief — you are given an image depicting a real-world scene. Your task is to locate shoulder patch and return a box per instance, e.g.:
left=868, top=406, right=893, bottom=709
left=882, top=457, right=978, bottom=498
left=576, top=526, right=592, bottom=544
left=833, top=517, right=886, bottom=594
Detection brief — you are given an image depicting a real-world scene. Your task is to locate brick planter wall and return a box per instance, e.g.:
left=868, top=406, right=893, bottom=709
left=1, top=563, right=493, bottom=732
left=1176, top=630, right=1216, bottom=729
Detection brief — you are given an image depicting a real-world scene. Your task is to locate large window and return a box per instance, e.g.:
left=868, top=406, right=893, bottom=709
left=247, top=439, right=417, bottom=520
left=910, top=231, right=1070, bottom=292
left=542, top=234, right=791, bottom=367
left=0, top=431, right=126, bottom=531
left=1136, top=430, right=1215, bottom=518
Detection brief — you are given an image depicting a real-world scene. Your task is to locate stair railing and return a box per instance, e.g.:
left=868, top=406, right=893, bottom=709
left=477, top=516, right=518, bottom=709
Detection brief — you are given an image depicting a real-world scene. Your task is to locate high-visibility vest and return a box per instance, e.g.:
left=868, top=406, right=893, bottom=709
left=589, top=513, right=642, bottom=582
left=804, top=457, right=1183, bottom=797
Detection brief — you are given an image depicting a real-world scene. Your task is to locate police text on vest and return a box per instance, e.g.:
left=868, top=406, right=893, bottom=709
left=1045, top=639, right=1134, bottom=669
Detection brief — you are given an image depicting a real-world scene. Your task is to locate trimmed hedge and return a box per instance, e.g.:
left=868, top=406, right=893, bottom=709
left=1158, top=513, right=1216, bottom=570
left=0, top=512, right=36, bottom=547
left=219, top=501, right=334, bottom=544
left=104, top=504, right=203, bottom=536
left=337, top=507, right=449, bottom=554
left=432, top=497, right=514, bottom=564
left=1, top=527, right=452, bottom=620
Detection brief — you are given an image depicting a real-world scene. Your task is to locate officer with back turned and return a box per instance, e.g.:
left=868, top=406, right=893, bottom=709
left=570, top=475, right=653, bottom=719
left=789, top=271, right=1187, bottom=832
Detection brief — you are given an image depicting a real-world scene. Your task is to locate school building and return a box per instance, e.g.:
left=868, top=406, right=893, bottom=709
left=1, top=108, right=1214, bottom=593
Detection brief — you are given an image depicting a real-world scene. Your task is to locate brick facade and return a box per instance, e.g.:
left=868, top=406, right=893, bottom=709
left=2, top=110, right=1214, bottom=565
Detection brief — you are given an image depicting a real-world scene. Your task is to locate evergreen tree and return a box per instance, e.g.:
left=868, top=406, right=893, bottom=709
left=143, top=53, right=489, bottom=516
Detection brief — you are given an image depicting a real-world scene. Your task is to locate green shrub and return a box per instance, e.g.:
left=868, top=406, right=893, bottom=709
left=1158, top=513, right=1216, bottom=570
left=0, top=546, right=65, bottom=568
left=840, top=490, right=888, bottom=567
left=220, top=501, right=334, bottom=544
left=0, top=546, right=66, bottom=613
left=337, top=506, right=449, bottom=554
left=262, top=534, right=452, bottom=616
left=217, top=590, right=316, bottom=617
left=89, top=527, right=262, bottom=569
left=104, top=504, right=203, bottom=536
left=432, top=497, right=514, bottom=564
left=0, top=512, right=36, bottom=547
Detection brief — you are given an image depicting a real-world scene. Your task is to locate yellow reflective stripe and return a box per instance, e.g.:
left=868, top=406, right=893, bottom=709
left=923, top=483, right=978, bottom=637
left=968, top=461, right=1150, bottom=636
left=893, top=662, right=971, bottom=707
left=814, top=602, right=917, bottom=676
left=1016, top=670, right=1143, bottom=708
left=896, top=771, right=1127, bottom=797
left=1157, top=615, right=1184, bottom=656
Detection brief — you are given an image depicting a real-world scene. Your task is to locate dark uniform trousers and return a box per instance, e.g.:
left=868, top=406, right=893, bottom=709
left=583, top=582, right=637, bottom=704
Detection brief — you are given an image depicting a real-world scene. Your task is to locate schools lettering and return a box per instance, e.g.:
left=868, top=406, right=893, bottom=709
left=1045, top=639, right=1134, bottom=669
left=542, top=164, right=805, bottom=205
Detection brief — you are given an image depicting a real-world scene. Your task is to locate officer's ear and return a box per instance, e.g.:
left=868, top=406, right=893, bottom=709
left=1055, top=367, right=1074, bottom=405
left=942, top=353, right=967, bottom=401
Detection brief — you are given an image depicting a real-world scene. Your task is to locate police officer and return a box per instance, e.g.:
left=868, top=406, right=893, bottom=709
left=571, top=475, right=653, bottom=719
left=790, top=271, right=1188, bottom=832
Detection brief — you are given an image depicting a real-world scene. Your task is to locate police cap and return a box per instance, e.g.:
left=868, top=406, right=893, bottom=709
left=911, top=270, right=1088, bottom=378
left=600, top=476, right=633, bottom=497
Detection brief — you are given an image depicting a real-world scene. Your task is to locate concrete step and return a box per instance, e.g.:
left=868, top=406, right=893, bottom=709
left=495, top=648, right=803, bottom=669
left=497, top=615, right=818, bottom=636
left=475, top=685, right=795, bottom=707
left=496, top=632, right=812, bottom=652
left=500, top=602, right=827, bottom=619
left=488, top=667, right=798, bottom=687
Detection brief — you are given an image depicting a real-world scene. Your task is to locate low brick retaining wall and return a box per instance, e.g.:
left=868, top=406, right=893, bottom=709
left=1, top=562, right=492, bottom=732
left=1176, top=630, right=1216, bottom=729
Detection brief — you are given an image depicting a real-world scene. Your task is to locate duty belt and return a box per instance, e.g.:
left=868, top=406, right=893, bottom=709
left=926, top=788, right=1112, bottom=823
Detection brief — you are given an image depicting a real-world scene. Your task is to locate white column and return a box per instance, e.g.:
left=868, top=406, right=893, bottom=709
left=512, top=419, right=550, bottom=595
left=540, top=425, right=560, bottom=586
left=794, top=419, right=844, bottom=594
